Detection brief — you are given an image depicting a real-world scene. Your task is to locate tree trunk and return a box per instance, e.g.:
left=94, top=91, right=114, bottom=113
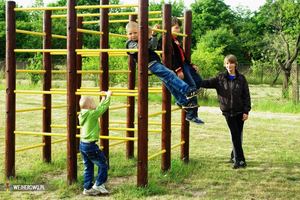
left=282, top=67, right=291, bottom=98
left=271, top=67, right=281, bottom=86
left=291, top=62, right=299, bottom=104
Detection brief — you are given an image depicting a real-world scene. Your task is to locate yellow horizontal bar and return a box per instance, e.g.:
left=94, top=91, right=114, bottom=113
left=109, top=105, right=130, bottom=110
left=171, top=141, right=185, bottom=150
left=152, top=28, right=166, bottom=33
left=99, top=135, right=137, bottom=141
left=53, top=11, right=162, bottom=18
left=51, top=138, right=67, bottom=144
left=75, top=4, right=138, bottom=9
left=16, top=29, right=46, bottom=36
left=77, top=28, right=103, bottom=35
left=52, top=105, right=67, bottom=109
left=15, top=90, right=67, bottom=95
left=50, top=52, right=67, bottom=55
left=171, top=107, right=181, bottom=112
left=108, top=127, right=136, bottom=131
left=108, top=70, right=131, bottom=73
left=16, top=143, right=45, bottom=152
left=75, top=92, right=138, bottom=97
left=148, top=110, right=166, bottom=118
left=52, top=34, right=67, bottom=39
left=16, top=70, right=46, bottom=73
left=77, top=70, right=103, bottom=74
left=148, top=149, right=166, bottom=161
left=14, top=7, right=67, bottom=12
left=16, top=107, right=46, bottom=112
left=109, top=140, right=127, bottom=147
left=172, top=32, right=187, bottom=37
left=51, top=70, right=67, bottom=73
left=76, top=49, right=138, bottom=53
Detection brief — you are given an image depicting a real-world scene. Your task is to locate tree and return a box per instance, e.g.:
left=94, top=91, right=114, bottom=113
left=255, top=0, right=300, bottom=97
left=190, top=0, right=235, bottom=48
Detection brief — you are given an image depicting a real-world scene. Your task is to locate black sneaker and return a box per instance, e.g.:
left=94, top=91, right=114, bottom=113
left=232, top=160, right=247, bottom=169
left=186, top=88, right=203, bottom=100
left=182, top=102, right=200, bottom=109
left=175, top=102, right=188, bottom=113
left=229, top=158, right=235, bottom=163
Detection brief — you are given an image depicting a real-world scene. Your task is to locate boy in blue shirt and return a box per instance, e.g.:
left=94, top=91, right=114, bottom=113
left=78, top=91, right=112, bottom=195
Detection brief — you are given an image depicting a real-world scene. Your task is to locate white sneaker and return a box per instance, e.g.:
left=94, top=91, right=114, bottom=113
left=92, top=184, right=108, bottom=194
left=83, top=188, right=100, bottom=196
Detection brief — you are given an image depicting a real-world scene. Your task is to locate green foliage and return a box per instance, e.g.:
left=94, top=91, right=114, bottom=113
left=82, top=56, right=100, bottom=87
left=26, top=52, right=43, bottom=84
left=190, top=0, right=234, bottom=47
left=191, top=40, right=224, bottom=79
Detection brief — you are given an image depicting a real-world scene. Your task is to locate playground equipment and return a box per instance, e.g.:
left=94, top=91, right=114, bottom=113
left=5, top=0, right=193, bottom=187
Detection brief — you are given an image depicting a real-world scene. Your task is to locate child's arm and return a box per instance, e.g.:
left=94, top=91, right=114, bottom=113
left=148, top=24, right=159, bottom=50
left=190, top=63, right=199, bottom=73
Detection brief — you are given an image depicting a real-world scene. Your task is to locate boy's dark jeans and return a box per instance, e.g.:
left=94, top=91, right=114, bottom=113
left=79, top=141, right=108, bottom=189
left=224, top=113, right=245, bottom=162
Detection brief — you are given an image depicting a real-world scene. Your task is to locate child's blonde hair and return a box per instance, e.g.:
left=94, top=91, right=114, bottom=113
left=224, top=54, right=238, bottom=67
left=126, top=21, right=138, bottom=31
left=79, top=96, right=95, bottom=109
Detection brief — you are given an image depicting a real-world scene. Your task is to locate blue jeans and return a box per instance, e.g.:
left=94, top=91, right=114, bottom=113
left=79, top=141, right=108, bottom=189
left=149, top=62, right=190, bottom=106
left=182, top=62, right=203, bottom=118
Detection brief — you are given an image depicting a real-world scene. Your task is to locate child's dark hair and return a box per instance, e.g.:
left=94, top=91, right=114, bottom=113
left=171, top=17, right=182, bottom=27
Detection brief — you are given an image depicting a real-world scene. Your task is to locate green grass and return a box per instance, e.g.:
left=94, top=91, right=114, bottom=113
left=0, top=80, right=300, bottom=199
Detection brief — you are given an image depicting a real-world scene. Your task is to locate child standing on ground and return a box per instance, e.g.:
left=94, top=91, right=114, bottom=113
left=201, top=55, right=251, bottom=169
left=78, top=91, right=112, bottom=195
left=157, top=17, right=205, bottom=125
left=125, top=21, right=202, bottom=110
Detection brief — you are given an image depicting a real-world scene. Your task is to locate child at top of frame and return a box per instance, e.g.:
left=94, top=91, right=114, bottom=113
left=125, top=21, right=202, bottom=110
left=201, top=54, right=251, bottom=169
left=157, top=17, right=205, bottom=125
left=78, top=91, right=112, bottom=196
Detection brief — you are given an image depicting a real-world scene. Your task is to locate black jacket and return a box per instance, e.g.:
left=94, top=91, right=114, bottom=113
left=157, top=36, right=192, bottom=73
left=201, top=69, right=251, bottom=116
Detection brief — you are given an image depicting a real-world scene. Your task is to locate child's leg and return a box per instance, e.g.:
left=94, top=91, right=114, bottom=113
left=183, top=63, right=196, bottom=90
left=187, top=63, right=203, bottom=89
left=91, top=148, right=108, bottom=186
left=149, top=63, right=190, bottom=105
left=79, top=143, right=95, bottom=189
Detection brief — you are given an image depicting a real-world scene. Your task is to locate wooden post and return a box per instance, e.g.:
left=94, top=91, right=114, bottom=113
left=76, top=17, right=83, bottom=152
left=161, top=4, right=172, bottom=172
left=43, top=10, right=52, bottom=163
left=181, top=11, right=192, bottom=163
left=67, top=0, right=78, bottom=185
left=126, top=15, right=137, bottom=159
left=137, top=0, right=149, bottom=187
left=5, top=0, right=16, bottom=178
left=100, top=0, right=110, bottom=165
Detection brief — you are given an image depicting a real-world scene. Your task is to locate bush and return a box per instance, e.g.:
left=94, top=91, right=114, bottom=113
left=26, top=52, right=43, bottom=84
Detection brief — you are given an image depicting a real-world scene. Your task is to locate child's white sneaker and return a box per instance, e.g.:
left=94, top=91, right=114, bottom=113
left=83, top=188, right=100, bottom=196
left=92, top=183, right=108, bottom=194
